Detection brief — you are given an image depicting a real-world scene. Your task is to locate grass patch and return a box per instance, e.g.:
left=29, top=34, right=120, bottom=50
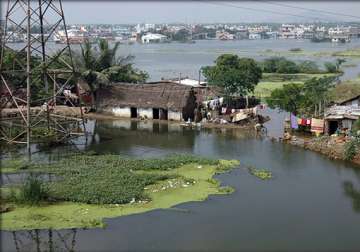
left=261, top=73, right=338, bottom=82
left=332, top=48, right=360, bottom=57
left=254, top=73, right=339, bottom=98
left=254, top=81, right=302, bottom=98
left=1, top=154, right=239, bottom=230
left=248, top=167, right=272, bottom=180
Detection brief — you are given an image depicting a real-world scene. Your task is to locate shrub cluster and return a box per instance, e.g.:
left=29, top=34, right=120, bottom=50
left=9, top=175, right=49, bottom=205
left=344, top=138, right=360, bottom=161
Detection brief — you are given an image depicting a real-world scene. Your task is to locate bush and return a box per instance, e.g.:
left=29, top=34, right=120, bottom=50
left=277, top=60, right=299, bottom=74
left=289, top=48, right=303, bottom=52
left=344, top=138, right=360, bottom=161
left=261, top=57, right=299, bottom=74
left=351, top=119, right=360, bottom=135
left=324, top=62, right=337, bottom=73
left=18, top=175, right=49, bottom=205
left=298, top=60, right=320, bottom=74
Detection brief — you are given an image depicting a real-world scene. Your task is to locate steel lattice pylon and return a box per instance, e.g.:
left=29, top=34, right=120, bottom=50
left=0, top=0, right=85, bottom=153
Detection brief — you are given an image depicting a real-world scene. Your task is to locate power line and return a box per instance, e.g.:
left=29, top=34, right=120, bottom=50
left=200, top=1, right=328, bottom=22
left=257, top=0, right=360, bottom=21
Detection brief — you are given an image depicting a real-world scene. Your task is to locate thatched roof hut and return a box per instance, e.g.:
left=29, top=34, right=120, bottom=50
left=96, top=82, right=198, bottom=112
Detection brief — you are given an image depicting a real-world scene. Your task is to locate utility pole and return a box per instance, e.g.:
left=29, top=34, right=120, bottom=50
left=0, top=0, right=85, bottom=149
left=26, top=0, right=31, bottom=156
left=198, top=69, right=201, bottom=85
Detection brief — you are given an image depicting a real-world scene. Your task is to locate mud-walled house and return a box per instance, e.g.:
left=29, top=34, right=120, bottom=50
left=96, top=82, right=197, bottom=121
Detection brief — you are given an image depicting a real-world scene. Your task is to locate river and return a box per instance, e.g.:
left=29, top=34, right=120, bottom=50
left=1, top=114, right=360, bottom=251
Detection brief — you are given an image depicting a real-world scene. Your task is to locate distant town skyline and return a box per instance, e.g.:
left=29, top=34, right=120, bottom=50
left=2, top=1, right=360, bottom=24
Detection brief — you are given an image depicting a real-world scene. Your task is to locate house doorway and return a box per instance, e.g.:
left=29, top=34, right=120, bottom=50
left=130, top=107, right=137, bottom=118
left=160, top=108, right=168, bottom=120
left=153, top=108, right=160, bottom=119
left=328, top=120, right=339, bottom=135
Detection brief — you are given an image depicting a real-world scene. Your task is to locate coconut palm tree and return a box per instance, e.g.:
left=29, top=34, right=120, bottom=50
left=76, top=39, right=148, bottom=91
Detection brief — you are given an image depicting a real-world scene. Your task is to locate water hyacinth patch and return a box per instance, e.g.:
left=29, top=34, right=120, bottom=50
left=29, top=154, right=221, bottom=204
left=248, top=167, right=272, bottom=180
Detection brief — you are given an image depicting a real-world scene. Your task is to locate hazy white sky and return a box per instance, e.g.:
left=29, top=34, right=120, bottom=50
left=3, top=1, right=360, bottom=24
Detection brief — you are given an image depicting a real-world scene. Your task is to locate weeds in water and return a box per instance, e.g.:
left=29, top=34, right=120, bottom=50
left=16, top=175, right=49, bottom=205
left=43, top=154, right=220, bottom=204
left=248, top=167, right=272, bottom=180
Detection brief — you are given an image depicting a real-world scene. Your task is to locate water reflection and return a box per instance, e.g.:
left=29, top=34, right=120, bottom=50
left=344, top=181, right=360, bottom=213
left=9, top=229, right=77, bottom=252
left=2, top=118, right=360, bottom=251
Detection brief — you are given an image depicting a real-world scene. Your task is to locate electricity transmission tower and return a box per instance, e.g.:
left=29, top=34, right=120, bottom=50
left=0, top=0, right=85, bottom=154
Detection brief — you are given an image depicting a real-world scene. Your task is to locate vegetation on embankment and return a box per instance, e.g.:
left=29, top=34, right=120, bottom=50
left=0, top=154, right=239, bottom=230
left=286, top=135, right=360, bottom=166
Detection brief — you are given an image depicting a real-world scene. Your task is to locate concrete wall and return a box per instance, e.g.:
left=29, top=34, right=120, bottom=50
left=168, top=110, right=182, bottom=121
left=138, top=108, right=153, bottom=119
left=111, top=107, right=131, bottom=118
left=107, top=106, right=183, bottom=121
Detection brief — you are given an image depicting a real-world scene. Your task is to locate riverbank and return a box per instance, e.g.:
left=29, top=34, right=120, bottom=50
left=284, top=135, right=360, bottom=166
left=0, top=155, right=239, bottom=230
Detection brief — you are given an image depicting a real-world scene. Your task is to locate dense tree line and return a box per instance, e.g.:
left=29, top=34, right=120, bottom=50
left=259, top=56, right=345, bottom=74
left=266, top=76, right=336, bottom=117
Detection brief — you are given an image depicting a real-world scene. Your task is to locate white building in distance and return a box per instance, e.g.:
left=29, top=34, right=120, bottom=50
left=141, top=33, right=168, bottom=43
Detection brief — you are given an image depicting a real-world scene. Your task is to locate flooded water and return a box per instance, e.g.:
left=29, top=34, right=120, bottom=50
left=8, top=39, right=360, bottom=81
left=2, top=114, right=360, bottom=251
left=116, top=39, right=360, bottom=81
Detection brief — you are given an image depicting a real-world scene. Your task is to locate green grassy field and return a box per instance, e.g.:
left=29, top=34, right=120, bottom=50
left=254, top=73, right=337, bottom=98
left=254, top=81, right=303, bottom=98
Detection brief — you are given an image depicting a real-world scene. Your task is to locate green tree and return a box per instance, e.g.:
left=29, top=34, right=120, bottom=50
left=302, top=77, right=335, bottom=116
left=73, top=39, right=148, bottom=96
left=335, top=58, right=346, bottom=72
left=351, top=118, right=360, bottom=135
left=324, top=62, right=337, bottom=73
left=202, top=54, right=262, bottom=96
left=261, top=57, right=281, bottom=73
left=266, top=83, right=304, bottom=113
left=298, top=60, right=320, bottom=74
left=261, top=57, right=299, bottom=74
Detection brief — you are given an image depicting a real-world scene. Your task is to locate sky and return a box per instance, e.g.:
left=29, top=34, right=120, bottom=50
left=2, top=1, right=360, bottom=24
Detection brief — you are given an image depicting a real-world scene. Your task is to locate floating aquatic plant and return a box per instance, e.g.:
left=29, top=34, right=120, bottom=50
left=248, top=167, right=272, bottom=180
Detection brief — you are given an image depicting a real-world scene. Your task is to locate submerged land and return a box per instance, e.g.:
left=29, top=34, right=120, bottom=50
left=0, top=154, right=239, bottom=230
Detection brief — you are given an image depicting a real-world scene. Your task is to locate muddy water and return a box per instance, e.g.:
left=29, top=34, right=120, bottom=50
left=1, top=117, right=360, bottom=251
